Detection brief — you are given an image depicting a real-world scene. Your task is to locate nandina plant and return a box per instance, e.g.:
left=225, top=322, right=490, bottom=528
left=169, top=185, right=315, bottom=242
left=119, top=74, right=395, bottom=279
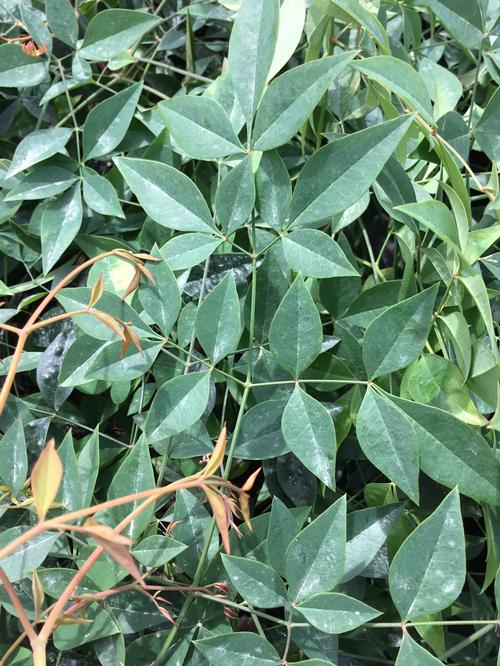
left=0, top=0, right=499, bottom=665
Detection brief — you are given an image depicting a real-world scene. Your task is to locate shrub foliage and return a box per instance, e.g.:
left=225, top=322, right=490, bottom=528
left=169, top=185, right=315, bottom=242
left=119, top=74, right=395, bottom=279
left=0, top=0, right=499, bottom=665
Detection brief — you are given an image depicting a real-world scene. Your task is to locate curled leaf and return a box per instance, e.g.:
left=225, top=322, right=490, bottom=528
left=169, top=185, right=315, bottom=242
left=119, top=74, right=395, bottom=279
left=31, top=438, right=63, bottom=521
left=88, top=272, right=104, bottom=308
left=201, top=426, right=227, bottom=478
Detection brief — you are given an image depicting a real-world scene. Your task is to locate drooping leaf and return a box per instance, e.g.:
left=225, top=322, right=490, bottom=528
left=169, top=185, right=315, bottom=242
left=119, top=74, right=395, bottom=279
left=267, top=0, right=306, bottom=81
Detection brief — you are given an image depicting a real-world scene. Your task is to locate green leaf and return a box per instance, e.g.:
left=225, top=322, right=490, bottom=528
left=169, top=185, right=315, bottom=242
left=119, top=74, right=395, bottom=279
left=282, top=229, right=358, bottom=279
left=0, top=43, right=48, bottom=88
left=132, top=535, right=187, bottom=567
left=105, top=437, right=155, bottom=540
left=57, top=431, right=82, bottom=512
left=437, top=311, right=471, bottom=378
left=235, top=399, right=289, bottom=460
left=78, top=429, right=100, bottom=508
left=0, top=527, right=59, bottom=582
left=139, top=252, right=181, bottom=336
left=46, top=0, right=79, bottom=47
left=195, top=271, right=241, bottom=363
left=36, top=328, right=75, bottom=410
left=53, top=603, right=119, bottom=650
left=353, top=56, right=433, bottom=123
left=255, top=150, right=291, bottom=231
left=8, top=128, right=72, bottom=178
left=396, top=200, right=462, bottom=252
left=289, top=115, right=413, bottom=227
left=114, top=157, right=215, bottom=233
left=87, top=340, right=163, bottom=382
left=267, top=0, right=306, bottom=80
left=297, top=593, right=380, bottom=634
left=80, top=9, right=162, bottom=60
left=475, top=88, right=500, bottom=162
left=391, top=396, right=500, bottom=506
left=389, top=489, right=465, bottom=620
left=173, top=489, right=219, bottom=577
left=41, top=184, right=83, bottom=274
left=282, top=387, right=336, bottom=489
left=426, top=0, right=484, bottom=50
left=267, top=497, right=301, bottom=576
left=216, top=156, right=255, bottom=235
left=82, top=166, right=124, bottom=218
left=269, top=274, right=322, bottom=377
left=0, top=419, right=27, bottom=497
left=5, top=167, right=78, bottom=201
left=356, top=388, right=419, bottom=503
left=362, top=285, right=438, bottom=379
left=285, top=496, right=346, bottom=602
left=222, top=555, right=288, bottom=608
left=330, top=0, right=390, bottom=54
left=401, top=354, right=486, bottom=426
left=344, top=503, right=404, bottom=582
left=160, top=233, right=221, bottom=270
left=396, top=635, right=444, bottom=665
left=159, top=96, right=244, bottom=160
left=144, top=371, right=211, bottom=442
left=228, top=0, right=280, bottom=127
left=195, top=633, right=281, bottom=666
left=83, top=83, right=142, bottom=160
left=458, top=271, right=496, bottom=350
left=253, top=53, right=355, bottom=151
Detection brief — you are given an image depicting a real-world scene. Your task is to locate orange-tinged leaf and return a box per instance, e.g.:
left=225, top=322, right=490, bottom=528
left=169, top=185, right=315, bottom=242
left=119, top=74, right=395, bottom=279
left=204, top=487, right=230, bottom=554
left=88, top=272, right=104, bottom=308
left=32, top=570, right=45, bottom=620
left=241, top=467, right=261, bottom=492
left=202, top=426, right=227, bottom=478
left=137, top=262, right=155, bottom=285
left=90, top=310, right=126, bottom=341
left=31, top=438, right=63, bottom=521
left=239, top=492, right=252, bottom=530
left=120, top=324, right=144, bottom=359
left=121, top=266, right=141, bottom=301
left=83, top=519, right=144, bottom=585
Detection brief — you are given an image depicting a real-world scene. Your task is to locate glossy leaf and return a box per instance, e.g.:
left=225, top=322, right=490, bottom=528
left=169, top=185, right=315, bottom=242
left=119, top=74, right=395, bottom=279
left=0, top=418, right=27, bottom=496
left=228, top=0, right=280, bottom=126
left=427, top=0, right=484, bottom=50
left=297, top=593, right=380, bottom=634
left=363, top=285, right=438, bottom=379
left=115, top=157, right=215, bottom=233
left=269, top=274, right=322, bottom=377
left=282, top=229, right=358, bottom=279
left=389, top=489, right=465, bottom=620
left=159, top=96, right=244, bottom=159
left=285, top=496, right=346, bottom=602
left=253, top=53, right=355, bottom=150
left=83, top=83, right=142, bottom=160
left=282, top=386, right=336, bottom=489
left=0, top=528, right=59, bottom=582
left=139, top=252, right=181, bottom=336
left=289, top=115, right=413, bottom=227
left=222, top=555, right=288, bottom=608
left=267, top=0, right=306, bottom=81
left=356, top=388, right=419, bottom=502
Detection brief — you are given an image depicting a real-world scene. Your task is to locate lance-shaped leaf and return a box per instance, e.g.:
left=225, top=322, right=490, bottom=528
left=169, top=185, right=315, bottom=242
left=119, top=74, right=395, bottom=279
left=267, top=497, right=301, bottom=576
left=395, top=635, right=444, bottom=665
left=228, top=0, right=280, bottom=127
left=83, top=83, right=142, bottom=160
left=253, top=53, right=355, bottom=150
left=285, top=496, right=346, bottom=602
left=159, top=96, right=244, bottom=160
left=389, top=489, right=465, bottom=620
left=114, top=157, right=215, bottom=233
left=362, top=285, right=438, bottom=379
left=46, top=0, right=79, bottom=47
left=195, top=271, right=242, bottom=363
left=426, top=0, right=484, bottom=50
left=330, top=0, right=390, bottom=53
left=41, top=184, right=83, bottom=274
left=396, top=200, right=462, bottom=252
left=297, top=593, right=381, bottom=634
left=82, top=167, right=124, bottom=218
left=282, top=387, right=336, bottom=489
left=80, top=9, right=162, bottom=60
left=160, top=233, right=221, bottom=271
left=255, top=150, right=291, bottom=231
left=0, top=43, right=48, bottom=88
left=0, top=419, right=27, bottom=498
left=267, top=0, right=306, bottom=81
left=202, top=426, right=227, bottom=478
left=216, top=156, right=255, bottom=235
left=282, top=229, right=358, bottom=279
left=353, top=56, right=433, bottom=123
left=195, top=633, right=281, bottom=666
left=356, top=388, right=419, bottom=503
left=8, top=128, right=72, bottom=177
left=269, top=274, right=322, bottom=378
left=289, top=115, right=413, bottom=227
left=222, top=555, right=288, bottom=608
left=31, top=438, right=63, bottom=521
